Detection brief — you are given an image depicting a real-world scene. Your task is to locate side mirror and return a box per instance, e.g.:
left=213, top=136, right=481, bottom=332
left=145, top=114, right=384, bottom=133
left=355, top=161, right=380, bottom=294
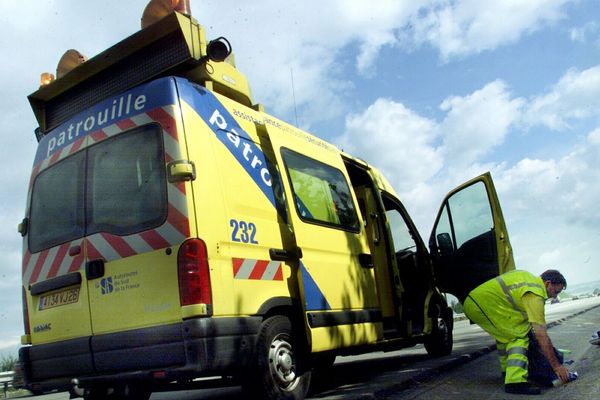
left=167, top=160, right=196, bottom=182
left=436, top=232, right=454, bottom=256
left=18, top=218, right=29, bottom=237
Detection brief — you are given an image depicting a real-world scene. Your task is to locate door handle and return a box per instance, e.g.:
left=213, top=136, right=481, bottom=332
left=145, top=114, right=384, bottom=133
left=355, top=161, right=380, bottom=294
left=359, top=253, right=374, bottom=268
left=370, top=212, right=380, bottom=245
left=86, top=259, right=105, bottom=280
left=269, top=247, right=303, bottom=261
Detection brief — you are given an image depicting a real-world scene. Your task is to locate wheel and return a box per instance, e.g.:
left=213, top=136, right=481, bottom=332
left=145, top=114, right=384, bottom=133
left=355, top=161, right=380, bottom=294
left=244, top=315, right=311, bottom=400
left=424, top=303, right=453, bottom=357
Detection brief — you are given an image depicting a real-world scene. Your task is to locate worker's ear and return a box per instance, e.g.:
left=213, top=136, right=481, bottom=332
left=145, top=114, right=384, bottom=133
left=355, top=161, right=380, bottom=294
left=543, top=280, right=551, bottom=289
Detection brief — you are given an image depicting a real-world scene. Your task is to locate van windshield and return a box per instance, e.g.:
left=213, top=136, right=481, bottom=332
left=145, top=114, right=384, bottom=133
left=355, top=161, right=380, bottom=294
left=29, top=124, right=166, bottom=252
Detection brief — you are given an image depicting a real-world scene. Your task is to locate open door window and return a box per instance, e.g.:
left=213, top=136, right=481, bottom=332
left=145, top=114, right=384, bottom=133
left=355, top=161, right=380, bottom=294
left=429, top=172, right=515, bottom=302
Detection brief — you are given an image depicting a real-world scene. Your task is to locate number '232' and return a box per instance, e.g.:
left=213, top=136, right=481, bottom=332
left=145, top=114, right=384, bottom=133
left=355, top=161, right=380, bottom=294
left=230, top=219, right=258, bottom=244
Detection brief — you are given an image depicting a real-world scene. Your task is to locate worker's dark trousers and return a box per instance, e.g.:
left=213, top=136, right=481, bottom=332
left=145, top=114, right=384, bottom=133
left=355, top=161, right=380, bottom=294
left=527, top=330, right=564, bottom=387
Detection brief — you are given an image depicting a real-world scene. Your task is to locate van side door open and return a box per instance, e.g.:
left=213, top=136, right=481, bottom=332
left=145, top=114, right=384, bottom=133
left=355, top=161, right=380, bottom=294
left=429, top=172, right=515, bottom=302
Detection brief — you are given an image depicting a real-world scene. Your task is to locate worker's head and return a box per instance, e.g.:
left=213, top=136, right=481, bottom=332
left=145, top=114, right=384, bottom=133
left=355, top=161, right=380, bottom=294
left=541, top=269, right=567, bottom=299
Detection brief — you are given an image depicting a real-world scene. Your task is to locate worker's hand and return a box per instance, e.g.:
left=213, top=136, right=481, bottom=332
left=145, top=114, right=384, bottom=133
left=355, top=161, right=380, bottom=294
left=554, top=365, right=570, bottom=383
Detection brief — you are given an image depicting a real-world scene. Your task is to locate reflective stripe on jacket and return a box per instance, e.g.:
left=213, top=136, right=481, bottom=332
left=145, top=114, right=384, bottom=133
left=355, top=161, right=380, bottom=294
left=468, top=270, right=548, bottom=338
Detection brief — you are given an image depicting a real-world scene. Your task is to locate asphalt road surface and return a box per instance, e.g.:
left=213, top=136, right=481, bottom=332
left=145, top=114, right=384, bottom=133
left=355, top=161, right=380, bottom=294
left=16, top=296, right=600, bottom=400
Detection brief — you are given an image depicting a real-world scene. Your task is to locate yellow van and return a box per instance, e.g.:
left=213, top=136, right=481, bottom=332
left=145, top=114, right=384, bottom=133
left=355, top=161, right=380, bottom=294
left=18, top=2, right=515, bottom=399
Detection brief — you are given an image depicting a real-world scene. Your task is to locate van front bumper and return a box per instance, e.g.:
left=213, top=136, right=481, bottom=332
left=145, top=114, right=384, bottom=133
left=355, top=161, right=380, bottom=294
left=19, top=316, right=262, bottom=392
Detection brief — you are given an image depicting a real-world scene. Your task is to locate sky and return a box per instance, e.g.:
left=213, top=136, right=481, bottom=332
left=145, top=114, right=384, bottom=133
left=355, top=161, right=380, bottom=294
left=1, top=0, right=600, bottom=355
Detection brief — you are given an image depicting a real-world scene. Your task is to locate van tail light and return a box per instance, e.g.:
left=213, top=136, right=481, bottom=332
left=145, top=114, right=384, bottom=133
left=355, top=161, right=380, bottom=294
left=177, top=239, right=212, bottom=306
left=22, top=287, right=31, bottom=336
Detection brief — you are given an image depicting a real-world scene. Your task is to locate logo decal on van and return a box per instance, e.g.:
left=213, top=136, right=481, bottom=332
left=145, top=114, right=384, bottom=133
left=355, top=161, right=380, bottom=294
left=33, top=323, right=52, bottom=333
left=97, top=272, right=140, bottom=294
left=100, top=277, right=114, bottom=295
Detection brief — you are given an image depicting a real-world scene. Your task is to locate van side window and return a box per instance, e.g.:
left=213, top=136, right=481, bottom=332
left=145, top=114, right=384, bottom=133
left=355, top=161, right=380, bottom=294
left=381, top=194, right=418, bottom=253
left=385, top=207, right=417, bottom=253
left=434, top=181, right=493, bottom=251
left=282, top=149, right=359, bottom=231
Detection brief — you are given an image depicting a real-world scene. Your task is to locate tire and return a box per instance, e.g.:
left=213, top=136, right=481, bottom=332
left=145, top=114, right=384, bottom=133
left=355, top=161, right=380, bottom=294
left=244, top=315, right=311, bottom=400
left=424, top=303, right=453, bottom=357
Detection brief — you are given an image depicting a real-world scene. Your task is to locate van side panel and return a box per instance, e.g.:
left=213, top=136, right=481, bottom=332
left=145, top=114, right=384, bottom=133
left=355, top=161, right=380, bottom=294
left=177, top=81, right=296, bottom=319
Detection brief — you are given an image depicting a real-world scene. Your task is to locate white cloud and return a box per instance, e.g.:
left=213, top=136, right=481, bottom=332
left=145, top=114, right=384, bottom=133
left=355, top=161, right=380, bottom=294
left=440, top=80, right=524, bottom=168
left=335, top=98, right=442, bottom=193
left=569, top=21, right=599, bottom=43
left=524, top=65, right=600, bottom=130
left=334, top=70, right=600, bottom=285
left=335, top=81, right=523, bottom=193
left=493, top=128, right=600, bottom=281
left=196, top=0, right=429, bottom=123
left=333, top=81, right=525, bottom=232
left=493, top=126, right=600, bottom=224
left=195, top=0, right=576, bottom=124
left=408, top=0, right=573, bottom=60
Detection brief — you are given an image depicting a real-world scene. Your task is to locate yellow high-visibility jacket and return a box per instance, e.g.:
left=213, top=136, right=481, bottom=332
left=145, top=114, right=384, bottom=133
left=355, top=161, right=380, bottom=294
left=468, top=270, right=548, bottom=338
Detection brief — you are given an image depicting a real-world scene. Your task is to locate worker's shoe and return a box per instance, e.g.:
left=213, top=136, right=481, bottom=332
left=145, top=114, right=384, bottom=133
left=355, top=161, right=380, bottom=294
left=504, top=382, right=541, bottom=395
left=590, top=330, right=600, bottom=345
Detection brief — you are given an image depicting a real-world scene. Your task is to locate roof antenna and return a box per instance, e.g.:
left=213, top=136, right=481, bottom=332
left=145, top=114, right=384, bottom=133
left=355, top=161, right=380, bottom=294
left=290, top=67, right=299, bottom=126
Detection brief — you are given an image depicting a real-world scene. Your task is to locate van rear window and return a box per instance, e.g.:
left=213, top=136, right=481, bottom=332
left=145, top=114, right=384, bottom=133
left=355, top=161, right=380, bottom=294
left=29, top=153, right=85, bottom=252
left=29, top=124, right=166, bottom=252
left=282, top=149, right=359, bottom=231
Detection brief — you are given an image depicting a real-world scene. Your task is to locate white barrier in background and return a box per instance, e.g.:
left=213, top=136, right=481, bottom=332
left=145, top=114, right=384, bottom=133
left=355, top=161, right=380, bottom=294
left=0, top=371, right=15, bottom=398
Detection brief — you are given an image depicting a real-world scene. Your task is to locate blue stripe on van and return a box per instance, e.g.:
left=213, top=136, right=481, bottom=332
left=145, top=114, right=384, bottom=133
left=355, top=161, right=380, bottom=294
left=179, top=81, right=276, bottom=209
left=301, top=262, right=331, bottom=310
left=177, top=78, right=329, bottom=311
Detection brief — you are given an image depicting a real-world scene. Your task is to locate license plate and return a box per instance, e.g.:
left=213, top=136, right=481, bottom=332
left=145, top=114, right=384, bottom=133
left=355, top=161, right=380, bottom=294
left=39, top=287, right=80, bottom=310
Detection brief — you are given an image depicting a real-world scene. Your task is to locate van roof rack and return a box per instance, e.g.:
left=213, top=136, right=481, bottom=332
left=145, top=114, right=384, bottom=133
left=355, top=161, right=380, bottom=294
left=29, top=11, right=253, bottom=135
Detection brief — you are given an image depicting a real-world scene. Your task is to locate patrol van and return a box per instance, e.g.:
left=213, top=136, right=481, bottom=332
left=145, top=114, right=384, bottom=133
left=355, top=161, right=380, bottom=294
left=18, top=1, right=515, bottom=399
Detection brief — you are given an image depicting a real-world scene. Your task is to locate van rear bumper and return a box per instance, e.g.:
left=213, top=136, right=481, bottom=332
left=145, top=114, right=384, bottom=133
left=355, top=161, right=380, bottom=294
left=19, top=316, right=262, bottom=392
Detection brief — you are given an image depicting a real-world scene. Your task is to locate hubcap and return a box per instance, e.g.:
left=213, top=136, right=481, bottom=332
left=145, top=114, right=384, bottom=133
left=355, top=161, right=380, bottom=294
left=269, top=336, right=300, bottom=391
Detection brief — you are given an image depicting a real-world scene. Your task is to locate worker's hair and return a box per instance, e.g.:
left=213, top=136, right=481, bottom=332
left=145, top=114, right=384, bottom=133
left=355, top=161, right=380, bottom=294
left=540, top=269, right=567, bottom=289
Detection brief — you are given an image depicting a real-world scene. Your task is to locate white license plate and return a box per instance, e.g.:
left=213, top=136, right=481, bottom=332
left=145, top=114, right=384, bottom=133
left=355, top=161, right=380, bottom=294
left=39, top=287, right=80, bottom=310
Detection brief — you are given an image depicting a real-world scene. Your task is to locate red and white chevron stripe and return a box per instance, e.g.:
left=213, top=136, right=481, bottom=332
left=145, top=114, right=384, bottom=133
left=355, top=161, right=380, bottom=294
left=23, top=105, right=190, bottom=285
left=232, top=258, right=283, bottom=281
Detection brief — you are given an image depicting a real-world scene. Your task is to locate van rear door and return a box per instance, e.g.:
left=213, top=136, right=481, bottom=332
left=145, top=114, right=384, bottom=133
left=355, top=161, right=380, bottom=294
left=429, top=172, right=515, bottom=302
left=83, top=120, right=188, bottom=336
left=24, top=78, right=193, bottom=352
left=25, top=148, right=91, bottom=346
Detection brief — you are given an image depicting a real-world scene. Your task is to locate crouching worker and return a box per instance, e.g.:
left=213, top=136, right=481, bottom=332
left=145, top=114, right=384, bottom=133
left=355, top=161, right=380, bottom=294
left=463, top=269, right=571, bottom=395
